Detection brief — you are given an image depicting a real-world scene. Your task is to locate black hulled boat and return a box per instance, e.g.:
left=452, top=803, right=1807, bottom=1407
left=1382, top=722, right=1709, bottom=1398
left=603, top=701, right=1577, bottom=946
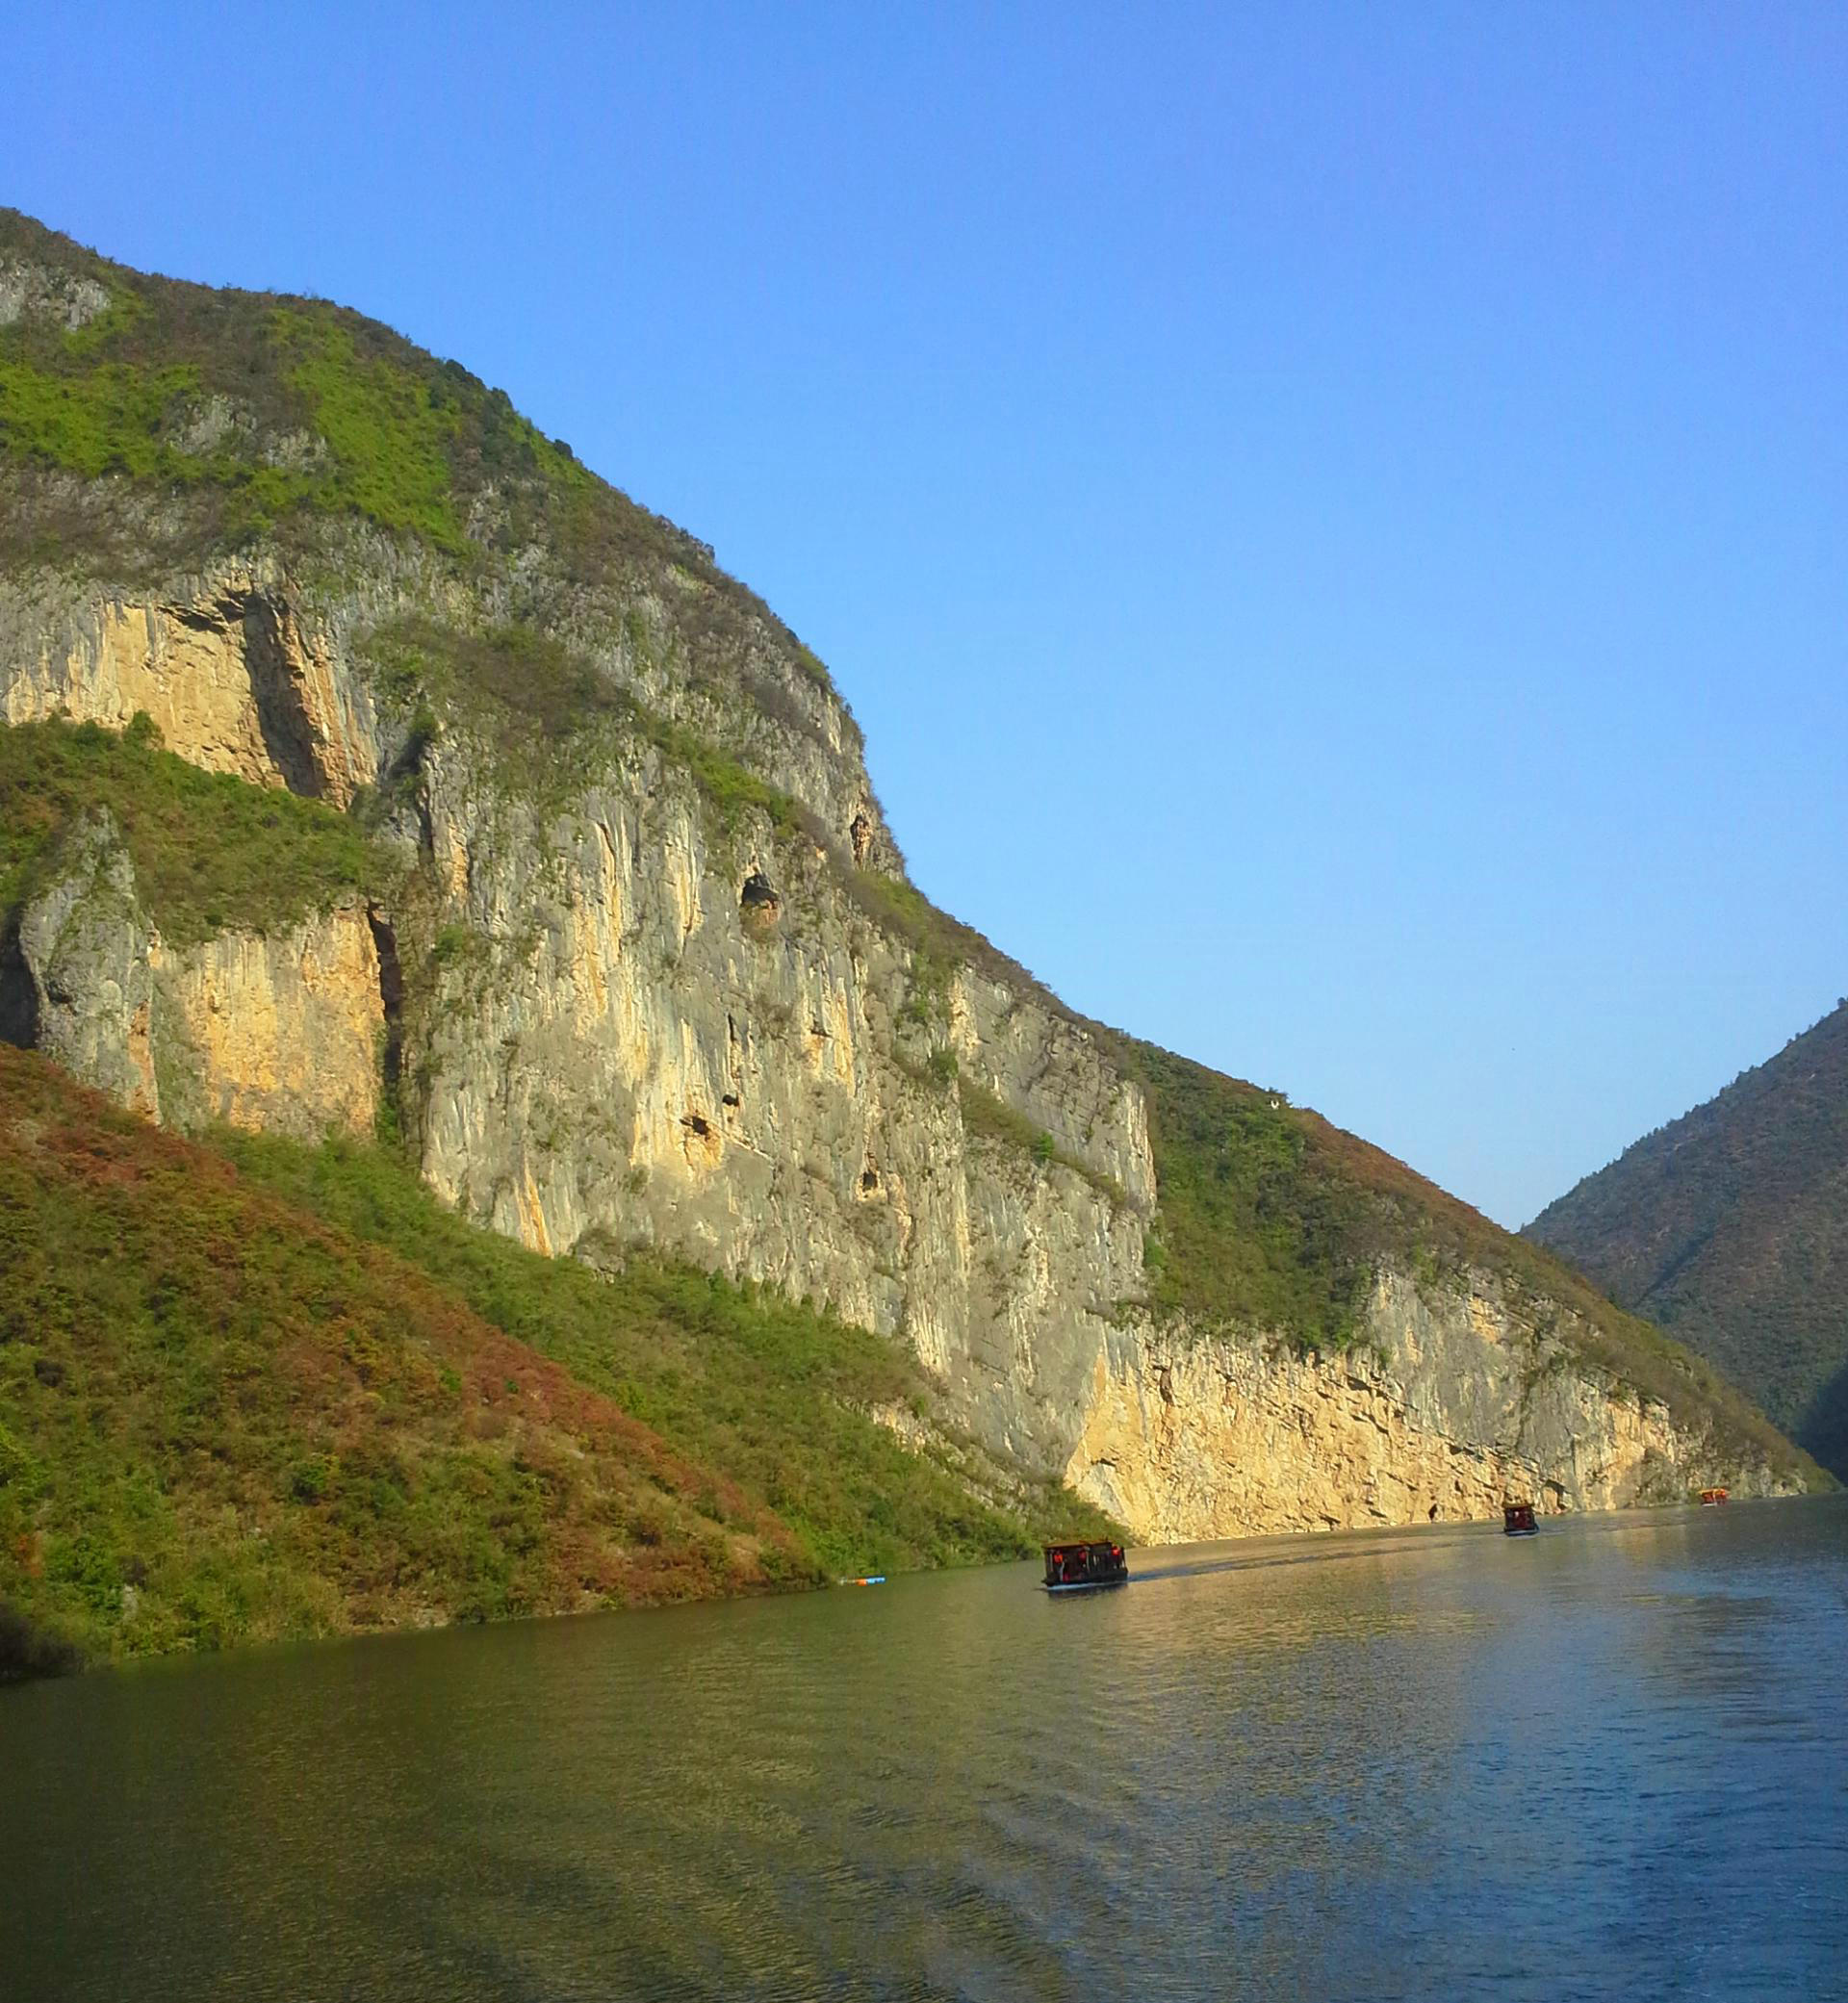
left=1041, top=1541, right=1130, bottom=1592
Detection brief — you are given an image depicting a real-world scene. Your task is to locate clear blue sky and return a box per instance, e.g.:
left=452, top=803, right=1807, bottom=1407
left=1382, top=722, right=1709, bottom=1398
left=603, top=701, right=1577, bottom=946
left=7, top=3, right=1845, bottom=1226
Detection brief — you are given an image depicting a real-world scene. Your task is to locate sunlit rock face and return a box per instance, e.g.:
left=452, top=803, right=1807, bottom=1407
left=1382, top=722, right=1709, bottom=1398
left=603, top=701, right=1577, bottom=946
left=1, top=570, right=376, bottom=803
left=1066, top=1271, right=1800, bottom=1541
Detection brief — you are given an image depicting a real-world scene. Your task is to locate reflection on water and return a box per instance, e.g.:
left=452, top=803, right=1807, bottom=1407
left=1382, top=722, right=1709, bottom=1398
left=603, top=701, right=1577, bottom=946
left=3, top=1500, right=1844, bottom=2001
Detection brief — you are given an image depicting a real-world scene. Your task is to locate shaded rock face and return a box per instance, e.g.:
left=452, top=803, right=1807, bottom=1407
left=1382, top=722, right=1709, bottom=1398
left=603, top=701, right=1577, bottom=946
left=4, top=811, right=159, bottom=1117
left=0, top=562, right=1803, bottom=1536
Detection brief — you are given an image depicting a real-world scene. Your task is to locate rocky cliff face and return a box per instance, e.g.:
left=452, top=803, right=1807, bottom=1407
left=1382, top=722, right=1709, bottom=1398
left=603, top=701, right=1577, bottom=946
left=0, top=214, right=1820, bottom=1545
left=1068, top=1271, right=1797, bottom=1540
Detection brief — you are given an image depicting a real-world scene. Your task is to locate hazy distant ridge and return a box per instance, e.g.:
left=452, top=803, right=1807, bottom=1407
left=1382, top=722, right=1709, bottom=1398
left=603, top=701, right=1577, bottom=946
left=1527, top=1000, right=1848, bottom=1476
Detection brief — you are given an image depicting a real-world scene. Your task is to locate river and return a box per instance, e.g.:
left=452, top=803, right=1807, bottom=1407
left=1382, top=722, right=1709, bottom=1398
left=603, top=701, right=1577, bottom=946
left=2, top=1498, right=1843, bottom=2001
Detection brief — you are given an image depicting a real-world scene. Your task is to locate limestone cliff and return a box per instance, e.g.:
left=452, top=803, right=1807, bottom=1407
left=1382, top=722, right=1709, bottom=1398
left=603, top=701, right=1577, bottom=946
left=0, top=210, right=1825, bottom=1554
left=0, top=558, right=1809, bottom=1530
left=1068, top=1271, right=1799, bottom=1540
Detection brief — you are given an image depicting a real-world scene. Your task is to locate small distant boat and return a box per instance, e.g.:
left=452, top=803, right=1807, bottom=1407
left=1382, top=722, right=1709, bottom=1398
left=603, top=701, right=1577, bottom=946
left=1699, top=1487, right=1730, bottom=1506
left=1041, top=1541, right=1129, bottom=1592
left=1502, top=1501, right=1539, bottom=1537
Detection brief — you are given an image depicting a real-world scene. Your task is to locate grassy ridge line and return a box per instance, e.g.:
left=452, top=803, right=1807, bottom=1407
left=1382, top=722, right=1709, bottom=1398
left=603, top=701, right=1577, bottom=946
left=1526, top=999, right=1848, bottom=1475
left=0, top=206, right=854, bottom=735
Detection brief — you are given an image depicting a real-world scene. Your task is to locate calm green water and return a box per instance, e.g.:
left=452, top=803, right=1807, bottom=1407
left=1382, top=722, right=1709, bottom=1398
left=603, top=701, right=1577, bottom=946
left=3, top=1499, right=1844, bottom=2001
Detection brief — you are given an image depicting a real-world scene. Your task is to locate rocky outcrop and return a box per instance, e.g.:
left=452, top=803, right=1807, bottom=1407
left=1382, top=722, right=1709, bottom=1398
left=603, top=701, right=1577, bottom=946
left=0, top=815, right=381, bottom=1140
left=0, top=571, right=377, bottom=804
left=0, top=252, right=110, bottom=332
left=1, top=811, right=159, bottom=1117
left=1067, top=1271, right=1796, bottom=1540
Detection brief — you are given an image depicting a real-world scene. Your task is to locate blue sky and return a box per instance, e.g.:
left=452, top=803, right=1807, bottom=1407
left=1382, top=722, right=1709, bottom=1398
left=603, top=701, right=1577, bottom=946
left=6, top=3, right=1844, bottom=1226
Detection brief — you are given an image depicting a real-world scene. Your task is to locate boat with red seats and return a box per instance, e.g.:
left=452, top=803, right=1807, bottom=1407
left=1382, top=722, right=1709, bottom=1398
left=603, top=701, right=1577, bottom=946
left=1041, top=1541, right=1130, bottom=1592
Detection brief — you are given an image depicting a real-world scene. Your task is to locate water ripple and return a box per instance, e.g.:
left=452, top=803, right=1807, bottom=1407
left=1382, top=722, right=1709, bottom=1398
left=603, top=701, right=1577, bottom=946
left=2, top=1499, right=1844, bottom=2000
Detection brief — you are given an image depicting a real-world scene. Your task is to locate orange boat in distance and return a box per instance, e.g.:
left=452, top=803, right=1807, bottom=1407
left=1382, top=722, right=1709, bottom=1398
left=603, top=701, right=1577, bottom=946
left=1699, top=1487, right=1731, bottom=1506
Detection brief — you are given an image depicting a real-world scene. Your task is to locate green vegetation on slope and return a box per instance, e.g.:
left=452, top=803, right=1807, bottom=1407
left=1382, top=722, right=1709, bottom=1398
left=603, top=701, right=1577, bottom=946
left=359, top=616, right=821, bottom=840
left=0, top=230, right=588, bottom=559
left=0, top=715, right=392, bottom=945
left=1527, top=1000, right=1848, bottom=1477
left=1123, top=1042, right=1375, bottom=1348
left=214, top=1125, right=1116, bottom=1578
left=0, top=1049, right=1115, bottom=1670
left=0, top=1045, right=805, bottom=1666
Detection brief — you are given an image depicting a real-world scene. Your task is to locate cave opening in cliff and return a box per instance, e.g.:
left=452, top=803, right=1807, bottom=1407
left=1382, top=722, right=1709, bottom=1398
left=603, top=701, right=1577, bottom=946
left=0, top=922, right=38, bottom=1052
left=739, top=872, right=781, bottom=925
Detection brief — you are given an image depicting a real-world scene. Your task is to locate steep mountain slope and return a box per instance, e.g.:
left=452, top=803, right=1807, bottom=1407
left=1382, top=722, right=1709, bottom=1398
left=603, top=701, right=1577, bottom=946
left=0, top=207, right=1826, bottom=1645
left=1527, top=1001, right=1848, bottom=1477
left=0, top=1043, right=1110, bottom=1669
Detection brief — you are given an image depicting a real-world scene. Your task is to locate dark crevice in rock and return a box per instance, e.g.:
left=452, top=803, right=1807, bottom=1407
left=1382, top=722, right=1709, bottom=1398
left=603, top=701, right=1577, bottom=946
left=682, top=1112, right=713, bottom=1140
left=368, top=904, right=403, bottom=1130
left=0, top=920, right=39, bottom=1052
left=167, top=596, right=236, bottom=634
left=241, top=593, right=325, bottom=799
left=163, top=589, right=324, bottom=794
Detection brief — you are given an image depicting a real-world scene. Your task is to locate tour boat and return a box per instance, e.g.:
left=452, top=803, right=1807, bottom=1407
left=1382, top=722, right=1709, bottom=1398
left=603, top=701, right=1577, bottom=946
left=1502, top=1502, right=1539, bottom=1537
left=1041, top=1541, right=1130, bottom=1592
left=1699, top=1487, right=1730, bottom=1506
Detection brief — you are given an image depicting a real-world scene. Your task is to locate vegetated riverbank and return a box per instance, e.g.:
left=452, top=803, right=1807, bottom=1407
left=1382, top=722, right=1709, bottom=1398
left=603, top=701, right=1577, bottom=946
left=0, top=1046, right=1117, bottom=1676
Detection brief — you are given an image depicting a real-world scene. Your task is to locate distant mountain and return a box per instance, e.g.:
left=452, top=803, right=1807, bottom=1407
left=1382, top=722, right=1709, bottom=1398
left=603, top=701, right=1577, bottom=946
left=1527, top=1001, right=1848, bottom=1477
